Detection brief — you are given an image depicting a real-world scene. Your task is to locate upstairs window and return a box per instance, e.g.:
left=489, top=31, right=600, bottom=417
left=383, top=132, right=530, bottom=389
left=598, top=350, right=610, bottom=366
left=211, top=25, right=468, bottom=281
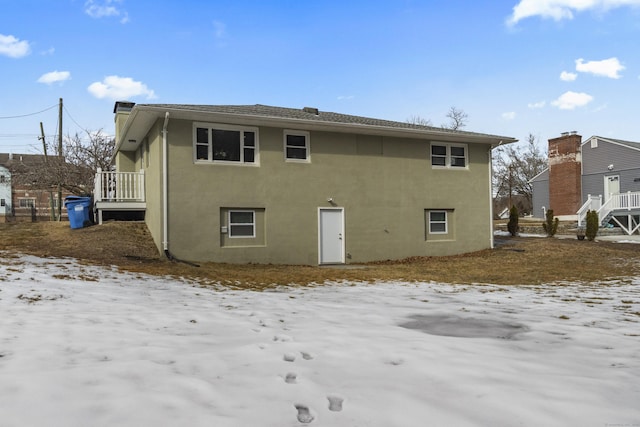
left=194, top=123, right=258, bottom=164
left=431, top=143, right=468, bottom=169
left=284, top=130, right=310, bottom=162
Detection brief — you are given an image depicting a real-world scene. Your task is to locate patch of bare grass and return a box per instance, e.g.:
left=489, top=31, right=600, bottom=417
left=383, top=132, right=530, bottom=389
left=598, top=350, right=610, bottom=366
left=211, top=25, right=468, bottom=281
left=1, top=222, right=640, bottom=287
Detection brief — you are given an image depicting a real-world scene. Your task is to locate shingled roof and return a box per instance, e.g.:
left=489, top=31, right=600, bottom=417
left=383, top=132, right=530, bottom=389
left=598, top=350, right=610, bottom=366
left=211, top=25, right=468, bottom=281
left=135, top=103, right=512, bottom=140
left=0, top=153, right=49, bottom=167
left=590, top=136, right=640, bottom=151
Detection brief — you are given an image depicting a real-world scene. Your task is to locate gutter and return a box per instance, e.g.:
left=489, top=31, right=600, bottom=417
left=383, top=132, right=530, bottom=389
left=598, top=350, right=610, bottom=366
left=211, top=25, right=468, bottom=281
left=133, top=105, right=518, bottom=146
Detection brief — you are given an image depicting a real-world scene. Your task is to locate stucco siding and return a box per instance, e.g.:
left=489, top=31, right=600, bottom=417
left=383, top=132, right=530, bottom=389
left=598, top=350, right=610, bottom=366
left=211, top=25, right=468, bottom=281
left=141, top=122, right=164, bottom=254
left=157, top=119, right=493, bottom=264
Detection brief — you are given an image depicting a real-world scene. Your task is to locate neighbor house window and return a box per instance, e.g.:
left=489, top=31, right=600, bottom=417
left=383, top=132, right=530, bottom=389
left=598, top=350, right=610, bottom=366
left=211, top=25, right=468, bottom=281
left=19, top=198, right=35, bottom=208
left=284, top=130, right=310, bottom=162
left=1, top=199, right=5, bottom=207
left=0, top=175, right=5, bottom=183
left=194, top=123, right=258, bottom=164
left=431, top=143, right=468, bottom=168
left=428, top=210, right=448, bottom=234
left=229, top=210, right=255, bottom=238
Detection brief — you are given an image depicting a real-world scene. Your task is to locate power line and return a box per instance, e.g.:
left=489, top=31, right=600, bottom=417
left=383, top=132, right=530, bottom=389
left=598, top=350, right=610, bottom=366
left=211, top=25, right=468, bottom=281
left=63, top=105, right=91, bottom=134
left=0, top=103, right=59, bottom=120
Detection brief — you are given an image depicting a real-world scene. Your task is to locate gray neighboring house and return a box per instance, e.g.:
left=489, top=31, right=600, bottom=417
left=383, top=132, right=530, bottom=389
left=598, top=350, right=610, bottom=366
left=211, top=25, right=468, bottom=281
left=531, top=133, right=640, bottom=234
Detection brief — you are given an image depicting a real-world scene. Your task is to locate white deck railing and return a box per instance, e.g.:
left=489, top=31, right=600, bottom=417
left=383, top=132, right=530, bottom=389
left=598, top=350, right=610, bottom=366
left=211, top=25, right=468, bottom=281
left=577, top=192, right=640, bottom=227
left=597, top=191, right=640, bottom=223
left=94, top=168, right=145, bottom=202
left=577, top=194, right=602, bottom=227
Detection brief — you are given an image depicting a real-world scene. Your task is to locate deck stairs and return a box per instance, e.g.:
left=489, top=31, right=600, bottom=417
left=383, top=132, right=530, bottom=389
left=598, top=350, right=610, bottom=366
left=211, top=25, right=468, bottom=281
left=577, top=192, right=640, bottom=235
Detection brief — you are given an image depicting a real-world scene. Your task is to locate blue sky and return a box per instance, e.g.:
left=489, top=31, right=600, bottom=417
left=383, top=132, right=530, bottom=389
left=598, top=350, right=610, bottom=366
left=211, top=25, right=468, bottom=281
left=1, top=0, right=640, bottom=153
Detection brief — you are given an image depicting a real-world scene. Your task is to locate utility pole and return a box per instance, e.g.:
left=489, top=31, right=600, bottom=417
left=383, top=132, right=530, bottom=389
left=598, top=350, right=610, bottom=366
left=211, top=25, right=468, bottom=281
left=39, top=122, right=56, bottom=220
left=57, top=98, right=63, bottom=221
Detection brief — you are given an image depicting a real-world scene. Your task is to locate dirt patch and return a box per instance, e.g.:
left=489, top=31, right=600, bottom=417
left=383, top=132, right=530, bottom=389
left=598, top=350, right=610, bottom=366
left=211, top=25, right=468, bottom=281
left=1, top=221, right=640, bottom=287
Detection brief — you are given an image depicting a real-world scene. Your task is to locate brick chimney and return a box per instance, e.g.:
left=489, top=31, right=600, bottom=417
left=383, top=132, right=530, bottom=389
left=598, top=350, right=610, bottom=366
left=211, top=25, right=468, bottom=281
left=548, top=132, right=582, bottom=218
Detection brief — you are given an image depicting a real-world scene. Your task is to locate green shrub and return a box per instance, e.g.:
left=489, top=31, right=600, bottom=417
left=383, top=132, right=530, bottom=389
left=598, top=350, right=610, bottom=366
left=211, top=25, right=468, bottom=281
left=507, top=205, right=519, bottom=236
left=542, top=209, right=559, bottom=237
left=586, top=210, right=599, bottom=241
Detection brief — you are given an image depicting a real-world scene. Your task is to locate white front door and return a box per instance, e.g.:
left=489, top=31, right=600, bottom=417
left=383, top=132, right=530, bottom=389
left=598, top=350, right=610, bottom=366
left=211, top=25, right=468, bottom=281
left=318, top=208, right=344, bottom=264
left=604, top=175, right=620, bottom=200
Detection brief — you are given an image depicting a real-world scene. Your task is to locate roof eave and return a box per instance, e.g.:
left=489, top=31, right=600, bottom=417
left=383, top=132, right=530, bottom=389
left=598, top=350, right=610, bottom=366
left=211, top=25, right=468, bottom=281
left=115, top=105, right=517, bottom=154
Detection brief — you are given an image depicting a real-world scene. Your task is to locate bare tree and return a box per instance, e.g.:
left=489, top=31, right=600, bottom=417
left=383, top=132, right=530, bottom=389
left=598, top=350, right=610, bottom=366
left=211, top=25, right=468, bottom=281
left=493, top=133, right=547, bottom=214
left=9, top=129, right=114, bottom=195
left=406, top=115, right=433, bottom=127
left=442, top=106, right=468, bottom=130
left=64, top=130, right=115, bottom=177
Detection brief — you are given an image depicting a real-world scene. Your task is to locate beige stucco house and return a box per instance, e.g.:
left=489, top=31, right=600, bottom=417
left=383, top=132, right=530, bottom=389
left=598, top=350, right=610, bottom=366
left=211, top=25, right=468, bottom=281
left=100, top=102, right=516, bottom=265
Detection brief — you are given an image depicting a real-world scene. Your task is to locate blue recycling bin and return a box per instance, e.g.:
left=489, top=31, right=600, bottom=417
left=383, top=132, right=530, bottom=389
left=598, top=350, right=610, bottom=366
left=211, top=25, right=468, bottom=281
left=64, top=196, right=92, bottom=229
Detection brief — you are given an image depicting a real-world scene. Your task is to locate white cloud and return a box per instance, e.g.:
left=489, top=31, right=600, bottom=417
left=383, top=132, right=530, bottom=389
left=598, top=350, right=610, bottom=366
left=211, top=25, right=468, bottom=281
left=560, top=71, right=577, bottom=81
left=41, top=47, right=55, bottom=56
left=502, top=112, right=516, bottom=120
left=575, top=57, right=625, bottom=78
left=507, top=0, right=640, bottom=26
left=551, top=91, right=594, bottom=110
left=528, top=100, right=546, bottom=109
left=88, top=75, right=157, bottom=100
left=37, top=71, right=71, bottom=85
left=85, top=0, right=129, bottom=24
left=337, top=95, right=355, bottom=100
left=0, top=34, right=31, bottom=58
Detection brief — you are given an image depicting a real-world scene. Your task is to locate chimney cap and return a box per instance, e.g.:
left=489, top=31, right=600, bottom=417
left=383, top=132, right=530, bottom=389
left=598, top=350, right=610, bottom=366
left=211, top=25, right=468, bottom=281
left=114, top=101, right=135, bottom=114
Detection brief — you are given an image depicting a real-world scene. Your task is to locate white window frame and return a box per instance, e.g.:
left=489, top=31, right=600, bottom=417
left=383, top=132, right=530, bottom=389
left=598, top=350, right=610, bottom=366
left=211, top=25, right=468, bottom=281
left=194, top=122, right=259, bottom=165
left=430, top=142, right=468, bottom=169
left=284, top=130, right=310, bottom=163
left=428, top=210, right=448, bottom=234
left=228, top=210, right=256, bottom=238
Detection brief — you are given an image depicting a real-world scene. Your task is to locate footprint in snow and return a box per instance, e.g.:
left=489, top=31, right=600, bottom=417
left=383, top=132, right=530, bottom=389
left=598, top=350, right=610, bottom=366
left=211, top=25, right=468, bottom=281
left=285, top=372, right=297, bottom=384
left=327, top=395, right=344, bottom=412
left=295, top=404, right=314, bottom=423
left=300, top=351, right=313, bottom=360
left=283, top=353, right=296, bottom=362
left=273, top=334, right=292, bottom=342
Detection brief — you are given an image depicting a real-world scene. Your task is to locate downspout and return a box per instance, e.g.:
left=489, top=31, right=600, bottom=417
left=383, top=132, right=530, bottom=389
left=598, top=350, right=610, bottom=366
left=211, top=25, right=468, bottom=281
left=489, top=141, right=505, bottom=249
left=162, top=112, right=170, bottom=256
left=161, top=112, right=199, bottom=267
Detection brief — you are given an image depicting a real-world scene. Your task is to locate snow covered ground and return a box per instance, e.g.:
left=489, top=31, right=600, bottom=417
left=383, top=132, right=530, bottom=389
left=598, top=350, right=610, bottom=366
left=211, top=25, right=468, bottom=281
left=1, top=252, right=639, bottom=427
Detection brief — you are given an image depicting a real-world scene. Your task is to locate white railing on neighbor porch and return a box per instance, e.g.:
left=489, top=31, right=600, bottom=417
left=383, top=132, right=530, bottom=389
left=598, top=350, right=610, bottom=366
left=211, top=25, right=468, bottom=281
left=577, top=191, right=640, bottom=227
left=577, top=194, right=602, bottom=227
left=94, top=168, right=145, bottom=202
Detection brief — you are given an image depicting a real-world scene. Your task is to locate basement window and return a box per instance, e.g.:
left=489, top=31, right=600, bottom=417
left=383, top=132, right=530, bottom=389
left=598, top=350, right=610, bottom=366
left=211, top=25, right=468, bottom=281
left=425, top=209, right=455, bottom=241
left=229, top=210, right=255, bottom=238
left=428, top=211, right=448, bottom=234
